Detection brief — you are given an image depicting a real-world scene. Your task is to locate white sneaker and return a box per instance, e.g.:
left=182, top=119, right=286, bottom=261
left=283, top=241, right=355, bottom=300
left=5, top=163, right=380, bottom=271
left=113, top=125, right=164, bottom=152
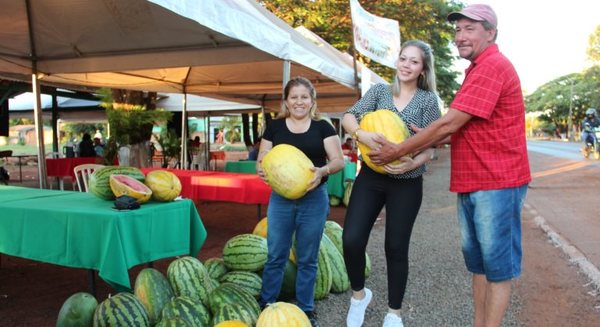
left=346, top=288, right=373, bottom=327
left=382, top=313, right=404, bottom=327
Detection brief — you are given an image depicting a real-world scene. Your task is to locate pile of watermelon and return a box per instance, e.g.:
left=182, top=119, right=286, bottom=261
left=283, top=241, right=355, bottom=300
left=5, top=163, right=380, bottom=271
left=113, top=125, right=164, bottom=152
left=56, top=218, right=370, bottom=326
left=88, top=166, right=182, bottom=203
left=329, top=179, right=354, bottom=207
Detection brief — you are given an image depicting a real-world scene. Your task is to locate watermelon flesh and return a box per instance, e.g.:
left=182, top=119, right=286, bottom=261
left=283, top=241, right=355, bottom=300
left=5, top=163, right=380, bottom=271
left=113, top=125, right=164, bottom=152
left=109, top=174, right=152, bottom=203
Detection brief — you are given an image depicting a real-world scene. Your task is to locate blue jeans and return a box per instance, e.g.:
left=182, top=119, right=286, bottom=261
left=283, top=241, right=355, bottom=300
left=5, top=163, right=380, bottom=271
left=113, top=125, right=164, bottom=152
left=260, top=183, right=328, bottom=312
left=457, top=185, right=528, bottom=282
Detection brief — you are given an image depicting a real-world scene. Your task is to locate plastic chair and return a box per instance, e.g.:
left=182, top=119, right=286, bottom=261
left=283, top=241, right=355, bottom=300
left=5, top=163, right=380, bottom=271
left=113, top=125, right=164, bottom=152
left=73, top=164, right=105, bottom=192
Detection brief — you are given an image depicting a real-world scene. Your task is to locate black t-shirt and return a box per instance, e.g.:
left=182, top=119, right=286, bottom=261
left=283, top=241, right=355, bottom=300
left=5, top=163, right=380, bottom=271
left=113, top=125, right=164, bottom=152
left=263, top=118, right=336, bottom=169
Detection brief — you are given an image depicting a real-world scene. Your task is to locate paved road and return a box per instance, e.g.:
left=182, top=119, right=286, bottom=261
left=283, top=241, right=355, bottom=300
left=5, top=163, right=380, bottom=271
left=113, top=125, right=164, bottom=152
left=526, top=140, right=600, bottom=281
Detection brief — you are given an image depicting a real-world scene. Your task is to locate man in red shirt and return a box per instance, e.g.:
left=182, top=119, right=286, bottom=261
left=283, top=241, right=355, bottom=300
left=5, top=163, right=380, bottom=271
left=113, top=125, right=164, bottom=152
left=369, top=4, right=530, bottom=327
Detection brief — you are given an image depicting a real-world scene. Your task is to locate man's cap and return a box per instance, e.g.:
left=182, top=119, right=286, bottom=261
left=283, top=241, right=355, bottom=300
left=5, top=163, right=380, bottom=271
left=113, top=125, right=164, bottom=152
left=447, top=4, right=497, bottom=28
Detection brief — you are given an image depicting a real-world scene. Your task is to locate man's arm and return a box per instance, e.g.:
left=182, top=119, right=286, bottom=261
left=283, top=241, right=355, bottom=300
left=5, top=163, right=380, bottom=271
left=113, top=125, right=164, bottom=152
left=369, top=108, right=473, bottom=165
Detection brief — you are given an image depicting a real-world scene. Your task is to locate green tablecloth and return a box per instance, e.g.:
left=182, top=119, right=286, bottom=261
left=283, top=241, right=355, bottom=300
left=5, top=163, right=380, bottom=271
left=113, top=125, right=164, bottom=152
left=225, top=160, right=257, bottom=174
left=0, top=186, right=207, bottom=291
left=327, top=162, right=357, bottom=198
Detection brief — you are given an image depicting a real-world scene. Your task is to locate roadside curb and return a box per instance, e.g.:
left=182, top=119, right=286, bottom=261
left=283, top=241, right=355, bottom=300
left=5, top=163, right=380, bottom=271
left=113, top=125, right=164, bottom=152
left=524, top=203, right=600, bottom=290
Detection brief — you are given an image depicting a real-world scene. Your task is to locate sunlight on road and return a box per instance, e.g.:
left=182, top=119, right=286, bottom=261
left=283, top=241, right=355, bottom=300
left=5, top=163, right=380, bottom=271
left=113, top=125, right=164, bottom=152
left=531, top=161, right=592, bottom=179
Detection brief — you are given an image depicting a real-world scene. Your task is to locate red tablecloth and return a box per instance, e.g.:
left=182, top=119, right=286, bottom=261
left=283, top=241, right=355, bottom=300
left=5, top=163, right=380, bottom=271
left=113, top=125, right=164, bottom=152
left=141, top=168, right=272, bottom=205
left=46, top=157, right=104, bottom=181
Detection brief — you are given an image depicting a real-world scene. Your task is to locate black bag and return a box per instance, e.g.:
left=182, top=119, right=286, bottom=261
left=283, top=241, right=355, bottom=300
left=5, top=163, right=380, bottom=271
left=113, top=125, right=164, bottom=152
left=113, top=195, right=140, bottom=210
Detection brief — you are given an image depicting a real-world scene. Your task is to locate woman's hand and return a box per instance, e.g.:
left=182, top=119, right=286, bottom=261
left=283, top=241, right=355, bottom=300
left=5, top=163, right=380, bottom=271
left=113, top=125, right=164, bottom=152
left=358, top=130, right=385, bottom=151
left=383, top=156, right=415, bottom=175
left=256, top=160, right=268, bottom=183
left=306, top=166, right=326, bottom=191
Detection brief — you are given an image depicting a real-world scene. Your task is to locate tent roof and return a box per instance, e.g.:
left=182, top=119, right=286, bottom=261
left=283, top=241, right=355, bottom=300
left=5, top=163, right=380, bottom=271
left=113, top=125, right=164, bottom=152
left=0, top=0, right=361, bottom=112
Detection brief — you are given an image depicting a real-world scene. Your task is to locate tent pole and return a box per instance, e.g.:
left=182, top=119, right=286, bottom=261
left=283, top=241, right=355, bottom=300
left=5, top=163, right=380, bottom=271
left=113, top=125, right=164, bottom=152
left=282, top=60, right=291, bottom=97
left=180, top=93, right=188, bottom=169
left=206, top=114, right=211, bottom=170
left=32, top=73, right=47, bottom=189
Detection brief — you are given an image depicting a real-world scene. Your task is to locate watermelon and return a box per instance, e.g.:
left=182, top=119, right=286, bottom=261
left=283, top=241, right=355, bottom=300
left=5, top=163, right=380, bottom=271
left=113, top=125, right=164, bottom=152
left=93, top=292, right=150, bottom=327
left=329, top=195, right=341, bottom=206
left=277, top=259, right=297, bottom=301
left=208, top=283, right=260, bottom=319
left=314, top=235, right=333, bottom=300
left=256, top=302, right=311, bottom=327
left=145, top=170, right=182, bottom=202
left=167, top=256, right=215, bottom=307
left=321, top=234, right=350, bottom=293
left=324, top=220, right=343, bottom=255
left=211, top=302, right=256, bottom=327
left=134, top=268, right=174, bottom=324
left=155, top=316, right=190, bottom=327
left=56, top=292, right=98, bottom=327
left=222, top=234, right=268, bottom=272
left=109, top=174, right=152, bottom=203
left=219, top=271, right=262, bottom=299
left=161, top=296, right=210, bottom=327
left=261, top=144, right=315, bottom=199
left=205, top=257, right=229, bottom=281
left=89, top=166, right=145, bottom=200
left=343, top=179, right=353, bottom=207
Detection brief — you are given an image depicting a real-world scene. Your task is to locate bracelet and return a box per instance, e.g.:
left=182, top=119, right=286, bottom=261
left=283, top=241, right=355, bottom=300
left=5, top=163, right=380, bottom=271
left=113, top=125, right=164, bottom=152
left=351, top=128, right=362, bottom=141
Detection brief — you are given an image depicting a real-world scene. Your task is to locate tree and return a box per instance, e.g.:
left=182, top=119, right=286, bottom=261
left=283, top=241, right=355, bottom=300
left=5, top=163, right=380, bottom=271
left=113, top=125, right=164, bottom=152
left=587, top=25, right=600, bottom=63
left=259, top=0, right=461, bottom=104
left=218, top=116, right=242, bottom=143
left=525, top=65, right=600, bottom=136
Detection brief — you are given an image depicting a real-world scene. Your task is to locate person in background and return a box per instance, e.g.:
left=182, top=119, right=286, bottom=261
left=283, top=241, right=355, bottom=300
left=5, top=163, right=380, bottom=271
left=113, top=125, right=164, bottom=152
left=256, top=76, right=345, bottom=327
left=215, top=129, right=224, bottom=144
left=342, top=39, right=441, bottom=327
left=580, top=108, right=599, bottom=148
left=341, top=135, right=358, bottom=163
left=93, top=137, right=104, bottom=157
left=248, top=137, right=261, bottom=161
left=369, top=5, right=531, bottom=327
left=78, top=133, right=96, bottom=157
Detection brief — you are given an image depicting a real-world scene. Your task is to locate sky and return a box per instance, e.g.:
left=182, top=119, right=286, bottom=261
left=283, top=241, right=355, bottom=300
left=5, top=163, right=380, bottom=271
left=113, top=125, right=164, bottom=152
left=454, top=0, right=599, bottom=93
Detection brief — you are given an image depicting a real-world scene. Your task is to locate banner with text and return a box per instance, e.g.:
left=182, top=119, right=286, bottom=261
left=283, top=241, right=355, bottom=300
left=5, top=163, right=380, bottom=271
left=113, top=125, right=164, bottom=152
left=349, top=0, right=400, bottom=68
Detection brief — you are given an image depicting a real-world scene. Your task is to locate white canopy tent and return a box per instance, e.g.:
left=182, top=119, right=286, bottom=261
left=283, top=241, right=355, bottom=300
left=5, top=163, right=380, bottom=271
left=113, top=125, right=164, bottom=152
left=0, top=0, right=364, bottom=187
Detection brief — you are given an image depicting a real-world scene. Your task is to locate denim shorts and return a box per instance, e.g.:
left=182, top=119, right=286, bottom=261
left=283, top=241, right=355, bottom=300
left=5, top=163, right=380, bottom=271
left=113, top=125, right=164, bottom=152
left=457, top=185, right=528, bottom=282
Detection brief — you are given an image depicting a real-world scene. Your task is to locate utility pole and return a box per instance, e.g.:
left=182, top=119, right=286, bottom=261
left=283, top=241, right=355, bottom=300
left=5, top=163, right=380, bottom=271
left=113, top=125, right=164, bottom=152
left=567, top=77, right=574, bottom=141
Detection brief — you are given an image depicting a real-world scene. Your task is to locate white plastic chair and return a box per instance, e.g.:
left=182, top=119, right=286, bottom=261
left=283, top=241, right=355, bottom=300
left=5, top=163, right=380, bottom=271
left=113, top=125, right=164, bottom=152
left=73, top=164, right=105, bottom=192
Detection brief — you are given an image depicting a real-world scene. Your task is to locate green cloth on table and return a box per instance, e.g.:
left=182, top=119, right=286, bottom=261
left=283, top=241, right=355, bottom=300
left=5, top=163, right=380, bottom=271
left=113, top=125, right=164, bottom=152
left=0, top=185, right=207, bottom=291
left=225, top=160, right=257, bottom=174
left=327, top=162, right=357, bottom=198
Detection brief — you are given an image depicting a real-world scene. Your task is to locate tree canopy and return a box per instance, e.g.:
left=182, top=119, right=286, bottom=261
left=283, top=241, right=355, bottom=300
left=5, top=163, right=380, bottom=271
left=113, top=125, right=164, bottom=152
left=259, top=0, right=462, bottom=105
left=587, top=25, right=600, bottom=63
left=525, top=65, right=600, bottom=134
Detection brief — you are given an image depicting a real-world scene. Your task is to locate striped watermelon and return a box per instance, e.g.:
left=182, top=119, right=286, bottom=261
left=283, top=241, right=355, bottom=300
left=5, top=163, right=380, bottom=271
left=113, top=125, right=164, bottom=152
left=211, top=302, right=256, bottom=327
left=323, top=220, right=343, bottom=254
left=134, top=268, right=174, bottom=325
left=277, top=259, right=297, bottom=301
left=161, top=296, right=210, bottom=327
left=93, top=292, right=150, bottom=327
left=208, top=283, right=260, bottom=319
left=219, top=271, right=262, bottom=299
left=154, top=316, right=190, bottom=327
left=205, top=257, right=229, bottom=281
left=222, top=234, right=268, bottom=272
left=167, top=256, right=215, bottom=307
left=321, top=234, right=350, bottom=293
left=88, top=166, right=145, bottom=200
left=314, top=235, right=333, bottom=300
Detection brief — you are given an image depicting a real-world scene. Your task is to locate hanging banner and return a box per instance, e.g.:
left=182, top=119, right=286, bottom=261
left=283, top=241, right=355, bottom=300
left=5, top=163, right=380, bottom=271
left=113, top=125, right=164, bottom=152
left=349, top=0, right=400, bottom=68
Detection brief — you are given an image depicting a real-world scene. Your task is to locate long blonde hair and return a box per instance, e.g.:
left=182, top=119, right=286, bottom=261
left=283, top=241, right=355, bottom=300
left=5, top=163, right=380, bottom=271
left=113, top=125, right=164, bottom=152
left=392, top=40, right=437, bottom=96
left=277, top=76, right=321, bottom=119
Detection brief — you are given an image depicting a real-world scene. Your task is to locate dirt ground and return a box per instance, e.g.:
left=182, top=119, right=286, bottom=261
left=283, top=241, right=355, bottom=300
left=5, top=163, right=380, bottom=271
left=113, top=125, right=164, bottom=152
left=1, top=159, right=599, bottom=326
